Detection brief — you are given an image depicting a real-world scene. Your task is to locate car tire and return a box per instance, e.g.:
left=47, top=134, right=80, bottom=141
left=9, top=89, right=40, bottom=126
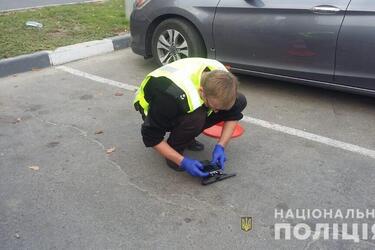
left=151, top=18, right=206, bottom=66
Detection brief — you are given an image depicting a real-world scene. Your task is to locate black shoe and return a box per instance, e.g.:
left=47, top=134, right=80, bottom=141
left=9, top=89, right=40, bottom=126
left=187, top=139, right=205, bottom=151
left=166, top=159, right=184, bottom=172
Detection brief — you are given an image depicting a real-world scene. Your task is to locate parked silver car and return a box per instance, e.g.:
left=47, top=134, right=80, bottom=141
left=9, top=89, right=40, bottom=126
left=130, top=0, right=375, bottom=96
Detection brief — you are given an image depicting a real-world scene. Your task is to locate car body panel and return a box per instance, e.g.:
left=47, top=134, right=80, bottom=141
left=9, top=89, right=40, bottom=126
left=213, top=0, right=350, bottom=82
left=334, top=0, right=375, bottom=90
left=130, top=0, right=220, bottom=58
left=130, top=9, right=151, bottom=56
left=130, top=0, right=375, bottom=96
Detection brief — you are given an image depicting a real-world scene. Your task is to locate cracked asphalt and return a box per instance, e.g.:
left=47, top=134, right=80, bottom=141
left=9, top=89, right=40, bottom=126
left=1, top=49, right=375, bottom=249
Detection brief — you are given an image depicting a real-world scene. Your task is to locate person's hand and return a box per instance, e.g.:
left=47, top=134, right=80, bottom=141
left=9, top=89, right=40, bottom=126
left=211, top=144, right=227, bottom=170
left=180, top=157, right=209, bottom=177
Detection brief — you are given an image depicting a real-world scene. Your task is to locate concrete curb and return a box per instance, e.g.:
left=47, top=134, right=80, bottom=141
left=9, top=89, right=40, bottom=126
left=0, top=34, right=131, bottom=78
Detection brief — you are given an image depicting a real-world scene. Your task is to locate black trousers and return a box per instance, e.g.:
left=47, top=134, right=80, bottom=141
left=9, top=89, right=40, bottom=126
left=167, top=93, right=247, bottom=153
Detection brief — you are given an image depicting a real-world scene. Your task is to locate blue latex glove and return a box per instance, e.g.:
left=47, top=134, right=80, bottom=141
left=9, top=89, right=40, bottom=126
left=211, top=144, right=227, bottom=170
left=180, top=157, right=209, bottom=177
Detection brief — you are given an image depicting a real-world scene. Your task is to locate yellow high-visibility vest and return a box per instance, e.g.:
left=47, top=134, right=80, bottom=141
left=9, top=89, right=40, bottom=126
left=133, top=58, right=227, bottom=116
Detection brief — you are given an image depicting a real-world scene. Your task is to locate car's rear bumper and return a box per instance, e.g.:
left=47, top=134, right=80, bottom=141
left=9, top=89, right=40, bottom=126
left=130, top=10, right=151, bottom=58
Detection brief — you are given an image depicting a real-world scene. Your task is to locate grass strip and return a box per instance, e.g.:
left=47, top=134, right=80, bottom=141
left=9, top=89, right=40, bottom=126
left=0, top=0, right=129, bottom=59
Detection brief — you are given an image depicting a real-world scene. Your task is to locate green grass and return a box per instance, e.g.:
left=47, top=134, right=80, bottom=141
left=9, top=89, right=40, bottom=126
left=0, top=0, right=129, bottom=59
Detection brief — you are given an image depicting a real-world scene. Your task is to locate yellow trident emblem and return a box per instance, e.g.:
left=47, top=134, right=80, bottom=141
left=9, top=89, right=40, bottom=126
left=241, top=217, right=252, bottom=232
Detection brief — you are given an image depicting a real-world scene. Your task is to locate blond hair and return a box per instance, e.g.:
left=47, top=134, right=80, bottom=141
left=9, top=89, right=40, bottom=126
left=201, top=70, right=238, bottom=109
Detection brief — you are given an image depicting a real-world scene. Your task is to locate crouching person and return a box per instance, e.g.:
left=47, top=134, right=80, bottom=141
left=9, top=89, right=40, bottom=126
left=134, top=58, right=247, bottom=177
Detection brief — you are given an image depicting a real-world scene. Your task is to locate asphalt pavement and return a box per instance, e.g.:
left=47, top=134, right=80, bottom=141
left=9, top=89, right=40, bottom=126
left=0, top=0, right=100, bottom=12
left=1, top=49, right=375, bottom=249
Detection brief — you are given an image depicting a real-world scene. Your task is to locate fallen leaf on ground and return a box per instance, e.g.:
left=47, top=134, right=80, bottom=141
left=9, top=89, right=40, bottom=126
left=28, top=166, right=40, bottom=171
left=106, top=147, right=116, bottom=154
left=95, top=130, right=104, bottom=135
left=114, top=92, right=124, bottom=96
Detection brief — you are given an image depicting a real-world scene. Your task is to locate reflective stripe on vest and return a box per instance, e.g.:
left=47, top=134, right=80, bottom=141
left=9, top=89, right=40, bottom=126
left=133, top=58, right=228, bottom=116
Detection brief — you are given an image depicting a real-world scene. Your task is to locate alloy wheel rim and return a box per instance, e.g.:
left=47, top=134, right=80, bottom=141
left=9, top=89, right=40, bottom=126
left=157, top=29, right=189, bottom=65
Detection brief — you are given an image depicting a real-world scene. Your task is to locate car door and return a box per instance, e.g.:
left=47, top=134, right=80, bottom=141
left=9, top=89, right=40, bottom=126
left=213, top=0, right=351, bottom=83
left=334, top=0, right=375, bottom=91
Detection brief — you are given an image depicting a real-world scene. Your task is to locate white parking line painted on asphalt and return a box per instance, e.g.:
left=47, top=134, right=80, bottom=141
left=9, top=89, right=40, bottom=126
left=242, top=117, right=375, bottom=160
left=57, top=65, right=375, bottom=160
left=57, top=65, right=138, bottom=92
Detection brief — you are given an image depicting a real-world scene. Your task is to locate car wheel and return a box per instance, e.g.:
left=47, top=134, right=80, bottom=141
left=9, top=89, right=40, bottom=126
left=151, top=18, right=206, bottom=66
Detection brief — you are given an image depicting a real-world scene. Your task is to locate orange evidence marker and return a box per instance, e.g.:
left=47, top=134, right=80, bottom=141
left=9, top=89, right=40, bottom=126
left=203, top=121, right=244, bottom=139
